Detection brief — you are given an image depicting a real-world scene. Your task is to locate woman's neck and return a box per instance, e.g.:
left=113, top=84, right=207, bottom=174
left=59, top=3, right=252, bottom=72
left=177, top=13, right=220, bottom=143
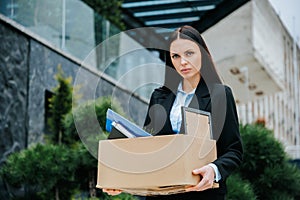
left=182, top=74, right=200, bottom=93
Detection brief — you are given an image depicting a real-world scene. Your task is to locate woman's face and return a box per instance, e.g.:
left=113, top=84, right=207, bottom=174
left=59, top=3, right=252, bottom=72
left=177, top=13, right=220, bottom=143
left=170, top=38, right=201, bottom=81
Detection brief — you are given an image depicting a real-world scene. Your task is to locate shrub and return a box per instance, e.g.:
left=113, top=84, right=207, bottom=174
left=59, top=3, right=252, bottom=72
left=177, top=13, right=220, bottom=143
left=63, top=96, right=125, bottom=156
left=63, top=96, right=136, bottom=198
left=0, top=144, right=77, bottom=199
left=253, top=163, right=300, bottom=199
left=239, top=124, right=300, bottom=199
left=239, top=124, right=286, bottom=181
left=226, top=173, right=257, bottom=200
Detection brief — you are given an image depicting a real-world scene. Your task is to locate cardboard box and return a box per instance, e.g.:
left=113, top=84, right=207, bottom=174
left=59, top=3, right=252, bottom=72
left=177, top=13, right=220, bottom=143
left=96, top=108, right=217, bottom=196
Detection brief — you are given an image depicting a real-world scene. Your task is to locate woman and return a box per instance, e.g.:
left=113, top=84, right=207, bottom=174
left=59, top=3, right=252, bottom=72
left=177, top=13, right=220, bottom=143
left=104, top=25, right=243, bottom=200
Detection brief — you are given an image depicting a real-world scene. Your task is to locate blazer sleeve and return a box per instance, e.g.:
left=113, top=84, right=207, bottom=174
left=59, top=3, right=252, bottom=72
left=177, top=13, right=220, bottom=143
left=212, top=86, right=243, bottom=181
left=143, top=91, right=155, bottom=130
left=143, top=88, right=166, bottom=133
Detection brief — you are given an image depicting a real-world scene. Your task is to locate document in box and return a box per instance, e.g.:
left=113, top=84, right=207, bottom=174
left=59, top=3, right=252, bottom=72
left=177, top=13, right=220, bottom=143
left=105, top=109, right=152, bottom=138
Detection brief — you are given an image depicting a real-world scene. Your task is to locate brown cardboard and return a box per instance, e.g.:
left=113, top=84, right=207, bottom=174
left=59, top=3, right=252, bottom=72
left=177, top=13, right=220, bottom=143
left=184, top=109, right=212, bottom=139
left=96, top=110, right=218, bottom=196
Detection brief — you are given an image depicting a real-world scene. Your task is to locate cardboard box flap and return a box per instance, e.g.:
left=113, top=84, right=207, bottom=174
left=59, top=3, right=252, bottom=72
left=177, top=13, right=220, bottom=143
left=98, top=135, right=216, bottom=174
left=121, top=182, right=219, bottom=196
left=121, top=185, right=187, bottom=196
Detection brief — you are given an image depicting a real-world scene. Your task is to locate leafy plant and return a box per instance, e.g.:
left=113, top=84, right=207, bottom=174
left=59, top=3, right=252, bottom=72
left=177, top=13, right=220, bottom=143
left=63, top=96, right=125, bottom=155
left=239, top=124, right=286, bottom=180
left=47, top=64, right=73, bottom=145
left=253, top=163, right=300, bottom=199
left=238, top=124, right=300, bottom=199
left=0, top=144, right=77, bottom=199
left=63, top=96, right=136, bottom=198
left=226, top=173, right=257, bottom=200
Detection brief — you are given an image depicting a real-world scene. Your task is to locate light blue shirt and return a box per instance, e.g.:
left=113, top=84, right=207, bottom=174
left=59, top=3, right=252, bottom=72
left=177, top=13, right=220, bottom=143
left=170, top=82, right=221, bottom=182
left=170, top=82, right=196, bottom=133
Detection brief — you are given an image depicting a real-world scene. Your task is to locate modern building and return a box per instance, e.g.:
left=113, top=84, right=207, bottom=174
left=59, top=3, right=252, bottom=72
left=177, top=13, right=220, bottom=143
left=203, top=0, right=300, bottom=159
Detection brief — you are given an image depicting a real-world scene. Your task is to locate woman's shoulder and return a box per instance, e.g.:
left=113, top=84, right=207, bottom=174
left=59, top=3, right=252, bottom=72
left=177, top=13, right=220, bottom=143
left=148, top=86, right=173, bottom=102
left=221, top=85, right=237, bottom=105
left=224, top=85, right=233, bottom=95
left=211, top=83, right=233, bottom=95
left=152, top=86, right=172, bottom=96
left=209, top=84, right=235, bottom=104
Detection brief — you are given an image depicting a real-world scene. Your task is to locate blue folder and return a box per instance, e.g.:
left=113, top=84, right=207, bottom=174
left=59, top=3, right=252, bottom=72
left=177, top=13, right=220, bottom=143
left=105, top=109, right=152, bottom=138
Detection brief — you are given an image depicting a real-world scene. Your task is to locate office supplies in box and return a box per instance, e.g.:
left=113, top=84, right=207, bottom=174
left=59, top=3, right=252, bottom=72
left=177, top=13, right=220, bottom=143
left=96, top=107, right=218, bottom=196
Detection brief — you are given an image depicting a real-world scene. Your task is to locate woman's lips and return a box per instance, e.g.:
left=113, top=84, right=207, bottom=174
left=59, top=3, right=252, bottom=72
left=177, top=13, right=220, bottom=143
left=181, top=68, right=192, bottom=73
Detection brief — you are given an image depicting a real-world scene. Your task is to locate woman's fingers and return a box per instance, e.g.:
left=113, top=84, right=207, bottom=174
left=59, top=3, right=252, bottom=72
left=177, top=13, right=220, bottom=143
left=186, top=165, right=215, bottom=192
left=103, top=188, right=122, bottom=196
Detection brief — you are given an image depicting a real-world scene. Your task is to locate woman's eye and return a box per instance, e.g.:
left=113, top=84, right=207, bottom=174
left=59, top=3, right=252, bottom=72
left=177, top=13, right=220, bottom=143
left=185, top=51, right=194, bottom=56
left=172, top=54, right=179, bottom=59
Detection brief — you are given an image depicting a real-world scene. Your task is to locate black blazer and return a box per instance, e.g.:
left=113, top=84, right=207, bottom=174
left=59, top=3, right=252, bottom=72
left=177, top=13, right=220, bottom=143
left=143, top=78, right=243, bottom=199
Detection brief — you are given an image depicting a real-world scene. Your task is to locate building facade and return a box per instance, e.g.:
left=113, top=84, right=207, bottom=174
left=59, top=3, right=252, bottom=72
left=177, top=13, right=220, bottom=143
left=203, top=0, right=300, bottom=158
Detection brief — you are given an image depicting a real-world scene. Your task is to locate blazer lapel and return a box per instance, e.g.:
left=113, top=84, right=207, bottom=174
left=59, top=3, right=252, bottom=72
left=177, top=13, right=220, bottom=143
left=189, top=78, right=211, bottom=111
left=151, top=88, right=176, bottom=135
left=161, top=92, right=176, bottom=133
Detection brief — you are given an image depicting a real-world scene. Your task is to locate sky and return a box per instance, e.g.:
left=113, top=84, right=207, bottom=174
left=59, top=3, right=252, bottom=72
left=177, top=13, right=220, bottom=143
left=268, top=0, right=300, bottom=46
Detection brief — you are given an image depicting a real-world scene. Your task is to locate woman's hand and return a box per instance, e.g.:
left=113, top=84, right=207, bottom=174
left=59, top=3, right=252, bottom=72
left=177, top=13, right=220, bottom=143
left=185, top=165, right=215, bottom=192
left=102, top=188, right=122, bottom=196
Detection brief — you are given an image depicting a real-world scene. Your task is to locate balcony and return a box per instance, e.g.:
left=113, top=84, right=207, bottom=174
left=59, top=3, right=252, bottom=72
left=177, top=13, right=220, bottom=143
left=203, top=0, right=284, bottom=103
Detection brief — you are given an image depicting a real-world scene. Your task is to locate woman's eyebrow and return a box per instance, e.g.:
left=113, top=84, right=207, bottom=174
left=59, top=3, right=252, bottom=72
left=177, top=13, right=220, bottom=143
left=184, top=49, right=195, bottom=52
left=170, top=48, right=196, bottom=55
left=171, top=49, right=194, bottom=54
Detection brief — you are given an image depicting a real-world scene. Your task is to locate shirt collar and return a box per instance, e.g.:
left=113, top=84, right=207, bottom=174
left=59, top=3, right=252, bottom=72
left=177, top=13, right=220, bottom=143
left=177, top=82, right=196, bottom=95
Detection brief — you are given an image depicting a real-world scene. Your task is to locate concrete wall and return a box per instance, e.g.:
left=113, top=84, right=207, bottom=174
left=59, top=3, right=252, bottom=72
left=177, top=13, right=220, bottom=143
left=252, top=0, right=285, bottom=82
left=203, top=0, right=300, bottom=158
left=203, top=0, right=284, bottom=103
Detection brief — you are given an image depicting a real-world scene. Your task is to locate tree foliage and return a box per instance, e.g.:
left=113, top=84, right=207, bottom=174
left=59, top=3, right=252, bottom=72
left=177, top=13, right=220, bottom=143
left=237, top=124, right=300, bottom=199
left=239, top=124, right=286, bottom=180
left=0, top=144, right=77, bottom=199
left=63, top=96, right=125, bottom=155
left=226, top=173, right=257, bottom=200
left=254, top=163, right=300, bottom=199
left=62, top=96, right=132, bottom=198
left=47, top=65, right=73, bottom=145
left=82, top=0, right=125, bottom=30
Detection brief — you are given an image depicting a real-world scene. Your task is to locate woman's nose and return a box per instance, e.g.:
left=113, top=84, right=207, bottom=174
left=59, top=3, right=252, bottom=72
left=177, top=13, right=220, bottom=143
left=181, top=57, right=188, bottom=65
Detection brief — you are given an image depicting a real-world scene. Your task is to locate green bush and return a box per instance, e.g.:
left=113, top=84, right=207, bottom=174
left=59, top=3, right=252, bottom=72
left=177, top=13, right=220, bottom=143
left=239, top=124, right=286, bottom=180
left=253, top=163, right=300, bottom=199
left=0, top=95, right=135, bottom=199
left=239, top=124, right=300, bottom=199
left=62, top=95, right=140, bottom=199
left=226, top=173, right=257, bottom=200
left=0, top=144, right=77, bottom=199
left=63, top=96, right=125, bottom=157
